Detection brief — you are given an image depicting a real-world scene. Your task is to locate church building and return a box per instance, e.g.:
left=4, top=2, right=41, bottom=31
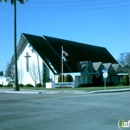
left=6, top=33, right=120, bottom=88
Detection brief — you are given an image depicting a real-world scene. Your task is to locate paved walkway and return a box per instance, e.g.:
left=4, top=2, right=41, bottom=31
left=0, top=88, right=130, bottom=94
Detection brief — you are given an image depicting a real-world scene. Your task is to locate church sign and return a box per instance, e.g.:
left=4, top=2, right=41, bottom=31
left=53, top=82, right=74, bottom=88
left=46, top=82, right=74, bottom=88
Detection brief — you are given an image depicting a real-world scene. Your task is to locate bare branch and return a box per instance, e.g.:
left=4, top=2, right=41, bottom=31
left=118, top=52, right=130, bottom=73
left=29, top=62, right=39, bottom=86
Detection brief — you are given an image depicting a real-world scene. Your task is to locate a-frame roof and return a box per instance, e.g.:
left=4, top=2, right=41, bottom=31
left=22, top=33, right=117, bottom=74
left=77, top=61, right=94, bottom=73
left=93, top=62, right=103, bottom=71
left=112, top=64, right=122, bottom=73
left=103, top=63, right=112, bottom=70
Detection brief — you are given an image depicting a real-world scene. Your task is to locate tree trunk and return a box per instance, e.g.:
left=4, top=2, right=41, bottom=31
left=14, top=0, right=19, bottom=91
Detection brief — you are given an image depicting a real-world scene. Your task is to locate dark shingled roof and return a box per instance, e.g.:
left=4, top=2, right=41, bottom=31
left=23, top=33, right=117, bottom=74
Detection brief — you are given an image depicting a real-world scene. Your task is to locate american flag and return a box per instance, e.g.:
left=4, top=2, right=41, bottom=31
left=62, top=50, right=69, bottom=56
left=63, top=56, right=67, bottom=62
left=62, top=50, right=69, bottom=62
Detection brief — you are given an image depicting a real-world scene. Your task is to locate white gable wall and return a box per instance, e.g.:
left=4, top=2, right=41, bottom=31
left=17, top=43, right=55, bottom=86
left=18, top=43, right=39, bottom=85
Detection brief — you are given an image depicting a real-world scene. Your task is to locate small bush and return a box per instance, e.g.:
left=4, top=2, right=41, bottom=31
left=78, top=83, right=84, bottom=87
left=36, top=83, right=42, bottom=87
left=122, top=75, right=129, bottom=85
left=65, top=74, right=73, bottom=82
left=58, top=74, right=65, bottom=82
left=7, top=83, right=13, bottom=87
left=19, top=83, right=24, bottom=87
left=0, top=84, right=3, bottom=87
left=119, top=82, right=123, bottom=86
left=78, top=83, right=94, bottom=87
left=25, top=84, right=34, bottom=87
left=43, top=77, right=52, bottom=82
left=9, top=81, right=14, bottom=84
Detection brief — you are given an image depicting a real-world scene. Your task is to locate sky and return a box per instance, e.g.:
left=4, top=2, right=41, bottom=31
left=0, top=0, right=130, bottom=74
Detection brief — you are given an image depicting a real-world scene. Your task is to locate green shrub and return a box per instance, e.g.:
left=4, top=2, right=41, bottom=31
left=58, top=74, right=65, bottom=82
left=65, top=74, right=73, bottom=82
left=78, top=83, right=93, bottom=87
left=36, top=83, right=42, bottom=87
left=7, top=83, right=13, bottom=87
left=122, top=75, right=129, bottom=85
left=9, top=81, right=14, bottom=84
left=78, top=83, right=84, bottom=87
left=25, top=84, right=34, bottom=87
left=119, top=82, right=123, bottom=86
left=43, top=77, right=52, bottom=82
left=19, top=83, right=24, bottom=87
left=42, top=77, right=52, bottom=87
left=0, top=84, right=3, bottom=87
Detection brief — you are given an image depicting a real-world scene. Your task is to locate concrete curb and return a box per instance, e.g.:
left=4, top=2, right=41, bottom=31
left=0, top=90, right=40, bottom=94
left=0, top=88, right=130, bottom=95
left=90, top=88, right=130, bottom=94
left=0, top=90, right=64, bottom=94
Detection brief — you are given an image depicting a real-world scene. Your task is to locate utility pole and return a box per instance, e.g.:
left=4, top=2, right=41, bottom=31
left=14, top=0, right=19, bottom=91
left=61, top=45, right=63, bottom=82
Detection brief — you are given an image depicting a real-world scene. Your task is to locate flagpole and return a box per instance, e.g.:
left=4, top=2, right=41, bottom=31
left=61, top=45, right=63, bottom=82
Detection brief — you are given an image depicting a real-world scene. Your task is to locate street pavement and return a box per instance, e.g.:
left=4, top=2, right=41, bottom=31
left=0, top=89, right=130, bottom=130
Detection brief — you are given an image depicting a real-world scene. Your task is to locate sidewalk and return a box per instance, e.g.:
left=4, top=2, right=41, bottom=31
left=0, top=88, right=130, bottom=94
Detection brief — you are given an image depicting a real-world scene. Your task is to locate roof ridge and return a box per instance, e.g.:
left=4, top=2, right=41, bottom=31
left=43, top=35, right=106, bottom=49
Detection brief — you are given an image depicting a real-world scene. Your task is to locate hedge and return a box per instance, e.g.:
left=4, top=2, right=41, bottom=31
left=58, top=74, right=65, bottom=82
left=25, top=84, right=34, bottom=87
left=36, top=83, right=42, bottom=87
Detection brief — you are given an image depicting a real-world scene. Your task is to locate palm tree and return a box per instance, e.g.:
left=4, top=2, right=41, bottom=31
left=1, top=0, right=27, bottom=91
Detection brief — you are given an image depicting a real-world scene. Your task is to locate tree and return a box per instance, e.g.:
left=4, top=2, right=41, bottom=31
left=0, top=71, right=3, bottom=76
left=118, top=52, right=130, bottom=73
left=118, top=52, right=130, bottom=85
left=28, top=44, right=42, bottom=84
left=29, top=62, right=39, bottom=87
left=122, top=75, right=129, bottom=85
left=1, top=0, right=27, bottom=91
left=5, top=63, right=15, bottom=81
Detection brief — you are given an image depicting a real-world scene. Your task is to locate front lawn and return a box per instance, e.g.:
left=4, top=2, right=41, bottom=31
left=1, top=85, right=130, bottom=91
left=20, top=85, right=130, bottom=91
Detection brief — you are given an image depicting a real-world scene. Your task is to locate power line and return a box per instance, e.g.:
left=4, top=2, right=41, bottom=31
left=28, top=0, right=95, bottom=4
left=1, top=0, right=130, bottom=11
left=10, top=0, right=130, bottom=8
left=28, top=0, right=130, bottom=4
left=1, top=0, right=130, bottom=8
left=1, top=4, right=130, bottom=11
left=1, top=0, right=130, bottom=5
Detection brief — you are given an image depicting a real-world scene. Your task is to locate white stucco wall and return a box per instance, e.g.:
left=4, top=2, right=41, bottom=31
left=17, top=43, right=55, bottom=86
left=17, top=43, right=56, bottom=86
left=17, top=44, right=39, bottom=86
